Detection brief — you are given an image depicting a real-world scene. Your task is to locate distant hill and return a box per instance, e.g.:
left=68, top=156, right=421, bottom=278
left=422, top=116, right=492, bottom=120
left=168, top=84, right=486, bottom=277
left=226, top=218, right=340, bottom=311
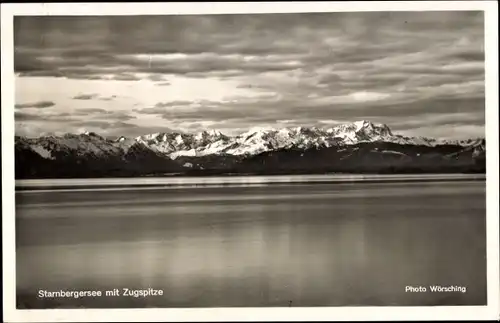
left=14, top=121, right=486, bottom=179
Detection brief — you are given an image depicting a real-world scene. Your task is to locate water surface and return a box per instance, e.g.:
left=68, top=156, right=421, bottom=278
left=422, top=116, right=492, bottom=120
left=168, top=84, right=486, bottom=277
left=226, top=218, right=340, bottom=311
left=15, top=177, right=487, bottom=308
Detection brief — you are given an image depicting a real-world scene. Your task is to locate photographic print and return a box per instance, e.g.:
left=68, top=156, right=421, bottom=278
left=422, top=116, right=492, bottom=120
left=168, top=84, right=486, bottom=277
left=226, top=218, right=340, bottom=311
left=2, top=1, right=499, bottom=322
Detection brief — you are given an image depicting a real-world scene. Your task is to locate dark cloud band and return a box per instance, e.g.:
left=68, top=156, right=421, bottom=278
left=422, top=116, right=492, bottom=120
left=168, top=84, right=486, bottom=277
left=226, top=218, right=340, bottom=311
left=15, top=101, right=55, bottom=109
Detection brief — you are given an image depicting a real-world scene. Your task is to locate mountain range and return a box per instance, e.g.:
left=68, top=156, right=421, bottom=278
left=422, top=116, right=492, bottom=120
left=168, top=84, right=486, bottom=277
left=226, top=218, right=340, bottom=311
left=14, top=120, right=486, bottom=179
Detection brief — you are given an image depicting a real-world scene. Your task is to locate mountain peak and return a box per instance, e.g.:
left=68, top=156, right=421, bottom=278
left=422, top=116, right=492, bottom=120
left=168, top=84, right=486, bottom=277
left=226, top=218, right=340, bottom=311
left=197, top=129, right=225, bottom=137
left=80, top=131, right=104, bottom=139
left=352, top=120, right=392, bottom=136
left=354, top=120, right=372, bottom=129
left=239, top=126, right=276, bottom=137
left=206, top=129, right=223, bottom=136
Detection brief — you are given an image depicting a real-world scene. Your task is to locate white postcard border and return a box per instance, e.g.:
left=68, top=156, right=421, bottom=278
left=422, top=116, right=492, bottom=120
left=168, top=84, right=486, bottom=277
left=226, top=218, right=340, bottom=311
left=2, top=1, right=498, bottom=322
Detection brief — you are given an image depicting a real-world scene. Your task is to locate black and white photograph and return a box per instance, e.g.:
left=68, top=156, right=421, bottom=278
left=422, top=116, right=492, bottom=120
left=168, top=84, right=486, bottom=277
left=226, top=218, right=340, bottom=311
left=2, top=1, right=499, bottom=322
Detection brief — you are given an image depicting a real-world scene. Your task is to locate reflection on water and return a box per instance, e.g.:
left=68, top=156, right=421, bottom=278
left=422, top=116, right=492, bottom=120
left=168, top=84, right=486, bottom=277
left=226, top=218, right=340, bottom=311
left=15, top=173, right=486, bottom=188
left=16, top=180, right=486, bottom=308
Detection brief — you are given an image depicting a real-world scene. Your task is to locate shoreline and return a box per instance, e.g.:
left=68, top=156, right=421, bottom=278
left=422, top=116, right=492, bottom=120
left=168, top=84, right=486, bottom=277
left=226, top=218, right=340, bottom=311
left=15, top=174, right=486, bottom=192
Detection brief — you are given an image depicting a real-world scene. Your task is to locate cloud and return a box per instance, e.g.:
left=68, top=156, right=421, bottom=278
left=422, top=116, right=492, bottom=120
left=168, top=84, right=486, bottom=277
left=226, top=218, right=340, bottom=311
left=72, top=108, right=136, bottom=121
left=401, top=124, right=485, bottom=140
left=98, top=96, right=116, bottom=101
left=75, top=108, right=109, bottom=114
left=135, top=107, right=167, bottom=115
left=135, top=100, right=215, bottom=115
left=73, top=94, right=117, bottom=101
left=13, top=12, right=485, bottom=139
left=110, top=73, right=141, bottom=81
left=155, top=82, right=171, bottom=86
left=15, top=101, right=55, bottom=109
left=15, top=111, right=75, bottom=122
left=147, top=74, right=167, bottom=82
left=108, top=113, right=136, bottom=121
left=155, top=100, right=194, bottom=107
left=15, top=13, right=484, bottom=80
left=71, top=120, right=138, bottom=130
left=73, top=93, right=99, bottom=100
left=15, top=106, right=136, bottom=126
left=15, top=112, right=44, bottom=121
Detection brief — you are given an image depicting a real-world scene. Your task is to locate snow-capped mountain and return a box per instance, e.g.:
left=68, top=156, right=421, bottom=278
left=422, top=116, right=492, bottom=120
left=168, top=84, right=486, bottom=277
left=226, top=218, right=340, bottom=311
left=14, top=120, right=486, bottom=179
left=132, top=120, right=471, bottom=158
left=135, top=129, right=232, bottom=158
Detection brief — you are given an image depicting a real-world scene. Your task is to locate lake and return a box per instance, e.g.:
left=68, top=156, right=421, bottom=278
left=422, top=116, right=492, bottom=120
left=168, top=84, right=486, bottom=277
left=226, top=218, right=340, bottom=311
left=15, top=175, right=487, bottom=308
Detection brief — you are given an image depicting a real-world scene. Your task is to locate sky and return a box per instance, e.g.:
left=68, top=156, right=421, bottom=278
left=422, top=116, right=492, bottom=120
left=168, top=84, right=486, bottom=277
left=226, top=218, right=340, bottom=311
left=14, top=11, right=485, bottom=139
